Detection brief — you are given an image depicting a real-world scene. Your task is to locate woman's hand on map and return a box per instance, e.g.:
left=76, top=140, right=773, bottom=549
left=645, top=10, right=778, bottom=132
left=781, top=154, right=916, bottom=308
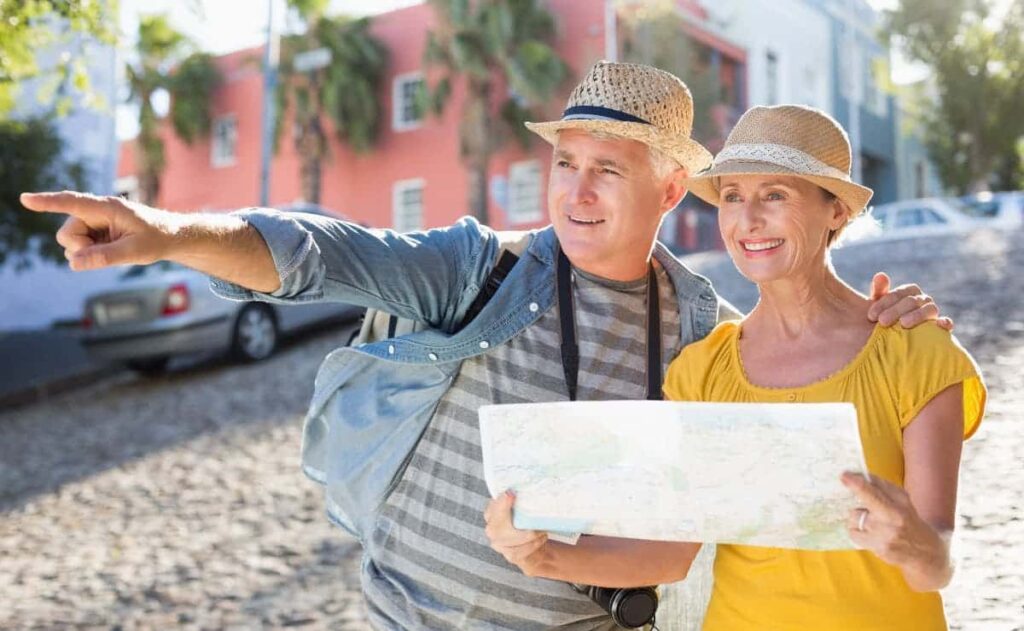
left=484, top=490, right=549, bottom=575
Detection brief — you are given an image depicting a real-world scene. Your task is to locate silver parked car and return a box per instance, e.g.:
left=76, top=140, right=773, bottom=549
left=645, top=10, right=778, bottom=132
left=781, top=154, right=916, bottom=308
left=81, top=260, right=359, bottom=374
left=958, top=191, right=1024, bottom=230
left=845, top=198, right=980, bottom=243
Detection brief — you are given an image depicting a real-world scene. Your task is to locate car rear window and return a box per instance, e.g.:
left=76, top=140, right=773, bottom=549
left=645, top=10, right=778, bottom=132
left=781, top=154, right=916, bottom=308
left=959, top=200, right=998, bottom=218
left=119, top=261, right=184, bottom=279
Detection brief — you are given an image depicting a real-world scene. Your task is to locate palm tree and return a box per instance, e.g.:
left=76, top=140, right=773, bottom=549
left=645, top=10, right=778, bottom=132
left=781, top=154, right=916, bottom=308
left=126, top=15, right=220, bottom=205
left=423, top=0, right=568, bottom=224
left=618, top=6, right=723, bottom=150
left=275, top=1, right=388, bottom=204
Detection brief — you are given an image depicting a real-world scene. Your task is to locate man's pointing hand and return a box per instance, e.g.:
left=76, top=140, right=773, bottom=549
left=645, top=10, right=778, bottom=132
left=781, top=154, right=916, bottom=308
left=20, top=191, right=177, bottom=272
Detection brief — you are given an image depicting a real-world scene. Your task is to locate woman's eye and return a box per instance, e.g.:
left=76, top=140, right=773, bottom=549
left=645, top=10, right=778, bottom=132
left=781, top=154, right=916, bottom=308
left=766, top=191, right=785, bottom=201
left=723, top=192, right=740, bottom=203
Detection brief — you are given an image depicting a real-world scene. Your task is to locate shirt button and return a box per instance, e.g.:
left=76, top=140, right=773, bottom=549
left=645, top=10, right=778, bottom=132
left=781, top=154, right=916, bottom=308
left=428, top=352, right=438, bottom=361
left=786, top=393, right=797, bottom=401
left=479, top=341, right=490, bottom=349
left=387, top=344, right=395, bottom=355
left=529, top=302, right=539, bottom=312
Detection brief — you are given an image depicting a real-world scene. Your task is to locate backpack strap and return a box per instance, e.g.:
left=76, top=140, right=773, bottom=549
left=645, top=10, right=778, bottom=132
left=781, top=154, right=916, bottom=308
left=457, top=249, right=519, bottom=330
left=455, top=230, right=532, bottom=330
left=348, top=230, right=534, bottom=347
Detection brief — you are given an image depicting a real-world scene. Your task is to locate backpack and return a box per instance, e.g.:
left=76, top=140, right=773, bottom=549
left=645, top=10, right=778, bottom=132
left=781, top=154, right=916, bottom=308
left=346, top=230, right=533, bottom=346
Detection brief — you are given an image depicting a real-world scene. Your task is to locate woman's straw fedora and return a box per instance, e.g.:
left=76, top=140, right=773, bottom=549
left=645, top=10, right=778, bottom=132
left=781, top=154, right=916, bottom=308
left=526, top=61, right=712, bottom=174
left=685, top=104, right=874, bottom=215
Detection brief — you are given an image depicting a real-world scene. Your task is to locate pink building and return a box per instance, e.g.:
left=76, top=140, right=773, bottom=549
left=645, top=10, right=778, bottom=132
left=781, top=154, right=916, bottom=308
left=118, top=1, right=745, bottom=249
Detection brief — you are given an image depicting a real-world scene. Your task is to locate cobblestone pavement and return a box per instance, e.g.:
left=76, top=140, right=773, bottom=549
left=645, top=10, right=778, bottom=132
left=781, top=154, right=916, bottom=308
left=1, top=227, right=1022, bottom=630
left=0, top=327, right=371, bottom=630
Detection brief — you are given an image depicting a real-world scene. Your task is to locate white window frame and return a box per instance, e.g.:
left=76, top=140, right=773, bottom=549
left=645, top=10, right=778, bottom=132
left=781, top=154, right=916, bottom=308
left=507, top=160, right=544, bottom=225
left=392, top=72, right=425, bottom=132
left=210, top=114, right=237, bottom=168
left=392, top=178, right=425, bottom=232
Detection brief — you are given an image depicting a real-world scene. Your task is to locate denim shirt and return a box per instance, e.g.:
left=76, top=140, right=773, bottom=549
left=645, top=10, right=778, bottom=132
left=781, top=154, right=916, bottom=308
left=210, top=209, right=729, bottom=539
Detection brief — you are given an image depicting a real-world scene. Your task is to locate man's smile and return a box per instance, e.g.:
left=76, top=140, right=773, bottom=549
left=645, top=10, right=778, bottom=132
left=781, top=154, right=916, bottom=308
left=567, top=214, right=606, bottom=225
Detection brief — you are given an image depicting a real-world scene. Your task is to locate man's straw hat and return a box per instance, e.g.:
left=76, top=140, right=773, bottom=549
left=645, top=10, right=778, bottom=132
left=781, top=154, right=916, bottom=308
left=526, top=61, right=712, bottom=174
left=685, top=104, right=874, bottom=214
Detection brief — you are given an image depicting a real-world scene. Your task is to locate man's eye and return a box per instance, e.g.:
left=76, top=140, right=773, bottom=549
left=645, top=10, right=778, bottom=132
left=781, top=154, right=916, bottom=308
left=599, top=168, right=620, bottom=176
left=556, top=160, right=572, bottom=168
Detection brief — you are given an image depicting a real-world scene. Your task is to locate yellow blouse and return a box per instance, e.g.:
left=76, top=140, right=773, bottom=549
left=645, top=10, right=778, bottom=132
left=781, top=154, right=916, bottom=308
left=663, top=321, right=986, bottom=631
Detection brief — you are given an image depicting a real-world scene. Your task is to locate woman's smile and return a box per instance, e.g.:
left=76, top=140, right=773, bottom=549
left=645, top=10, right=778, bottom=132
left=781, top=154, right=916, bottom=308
left=739, top=238, right=786, bottom=257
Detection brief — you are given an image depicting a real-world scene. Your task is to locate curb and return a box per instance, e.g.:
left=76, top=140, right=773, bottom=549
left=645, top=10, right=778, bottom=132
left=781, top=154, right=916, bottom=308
left=0, top=365, right=121, bottom=413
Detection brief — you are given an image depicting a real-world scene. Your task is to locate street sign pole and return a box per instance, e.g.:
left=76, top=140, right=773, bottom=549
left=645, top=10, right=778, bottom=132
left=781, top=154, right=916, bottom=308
left=258, top=0, right=278, bottom=207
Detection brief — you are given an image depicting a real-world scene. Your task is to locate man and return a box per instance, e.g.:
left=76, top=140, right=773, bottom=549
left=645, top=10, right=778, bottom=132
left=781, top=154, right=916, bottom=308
left=21, top=62, right=945, bottom=630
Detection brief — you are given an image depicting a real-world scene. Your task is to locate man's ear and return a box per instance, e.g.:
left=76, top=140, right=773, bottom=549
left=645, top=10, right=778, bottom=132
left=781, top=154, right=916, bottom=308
left=661, top=169, right=689, bottom=214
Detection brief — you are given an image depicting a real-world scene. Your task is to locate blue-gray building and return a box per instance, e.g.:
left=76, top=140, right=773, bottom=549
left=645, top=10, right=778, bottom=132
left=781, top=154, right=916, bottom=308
left=694, top=0, right=934, bottom=207
left=809, top=0, right=900, bottom=204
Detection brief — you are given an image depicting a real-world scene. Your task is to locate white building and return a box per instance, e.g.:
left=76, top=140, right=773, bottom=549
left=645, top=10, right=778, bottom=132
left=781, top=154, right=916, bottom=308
left=11, top=29, right=119, bottom=196
left=4, top=27, right=121, bottom=331
left=700, top=0, right=834, bottom=111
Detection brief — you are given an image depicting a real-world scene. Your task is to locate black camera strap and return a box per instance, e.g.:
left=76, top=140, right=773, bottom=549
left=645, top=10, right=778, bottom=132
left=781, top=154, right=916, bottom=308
left=556, top=247, right=662, bottom=402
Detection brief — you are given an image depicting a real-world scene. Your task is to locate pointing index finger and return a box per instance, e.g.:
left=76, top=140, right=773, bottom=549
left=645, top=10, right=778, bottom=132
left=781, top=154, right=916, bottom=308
left=20, top=191, right=113, bottom=223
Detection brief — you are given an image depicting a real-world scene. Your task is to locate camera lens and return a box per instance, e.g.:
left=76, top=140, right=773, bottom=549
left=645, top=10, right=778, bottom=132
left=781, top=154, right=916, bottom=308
left=587, top=586, right=658, bottom=629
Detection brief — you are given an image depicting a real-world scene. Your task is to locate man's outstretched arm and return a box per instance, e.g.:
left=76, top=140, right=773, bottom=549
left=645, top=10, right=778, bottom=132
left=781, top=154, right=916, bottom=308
left=20, top=192, right=282, bottom=293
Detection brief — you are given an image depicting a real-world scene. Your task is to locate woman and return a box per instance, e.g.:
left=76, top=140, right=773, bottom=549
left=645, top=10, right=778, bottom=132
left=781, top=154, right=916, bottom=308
left=483, top=105, right=986, bottom=630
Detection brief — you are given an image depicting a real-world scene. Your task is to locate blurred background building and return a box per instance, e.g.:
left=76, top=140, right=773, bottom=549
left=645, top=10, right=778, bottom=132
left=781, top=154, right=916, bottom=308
left=113, top=0, right=937, bottom=253
left=11, top=30, right=119, bottom=197
left=1, top=14, right=122, bottom=333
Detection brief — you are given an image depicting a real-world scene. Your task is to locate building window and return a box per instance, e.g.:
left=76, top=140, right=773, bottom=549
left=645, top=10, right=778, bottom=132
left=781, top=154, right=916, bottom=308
left=765, top=50, right=778, bottom=105
left=393, top=179, right=424, bottom=231
left=393, top=72, right=425, bottom=131
left=211, top=115, right=237, bottom=168
left=507, top=160, right=543, bottom=224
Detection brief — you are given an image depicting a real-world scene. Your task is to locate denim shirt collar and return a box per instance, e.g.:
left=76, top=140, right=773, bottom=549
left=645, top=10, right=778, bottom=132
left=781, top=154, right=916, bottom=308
left=348, top=225, right=718, bottom=369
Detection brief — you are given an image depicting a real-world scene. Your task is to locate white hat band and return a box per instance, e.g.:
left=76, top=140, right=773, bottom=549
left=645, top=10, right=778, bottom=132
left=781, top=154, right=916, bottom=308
left=714, top=143, right=851, bottom=181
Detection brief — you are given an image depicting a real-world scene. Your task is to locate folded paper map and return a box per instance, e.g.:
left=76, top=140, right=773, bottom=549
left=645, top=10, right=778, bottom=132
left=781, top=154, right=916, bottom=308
left=479, top=400, right=869, bottom=550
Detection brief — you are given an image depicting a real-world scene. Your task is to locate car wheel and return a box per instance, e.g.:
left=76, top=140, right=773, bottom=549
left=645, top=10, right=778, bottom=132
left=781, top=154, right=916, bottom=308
left=126, top=356, right=170, bottom=376
left=232, top=304, right=278, bottom=361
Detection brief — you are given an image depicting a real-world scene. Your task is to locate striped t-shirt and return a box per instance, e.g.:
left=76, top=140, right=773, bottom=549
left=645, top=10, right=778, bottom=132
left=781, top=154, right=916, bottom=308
left=362, top=264, right=682, bottom=630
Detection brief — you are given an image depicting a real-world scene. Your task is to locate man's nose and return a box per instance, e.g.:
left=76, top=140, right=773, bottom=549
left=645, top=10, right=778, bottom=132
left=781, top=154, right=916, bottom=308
left=568, top=172, right=598, bottom=206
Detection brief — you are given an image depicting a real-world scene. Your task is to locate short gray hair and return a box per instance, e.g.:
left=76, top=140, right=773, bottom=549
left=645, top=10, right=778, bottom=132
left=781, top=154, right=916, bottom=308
left=560, top=129, right=684, bottom=179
